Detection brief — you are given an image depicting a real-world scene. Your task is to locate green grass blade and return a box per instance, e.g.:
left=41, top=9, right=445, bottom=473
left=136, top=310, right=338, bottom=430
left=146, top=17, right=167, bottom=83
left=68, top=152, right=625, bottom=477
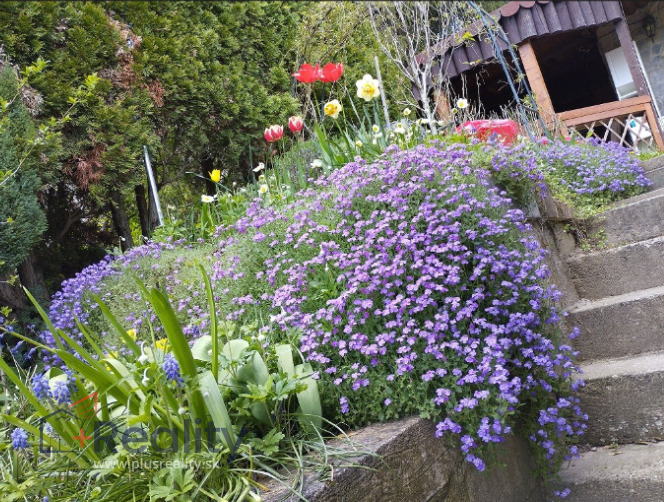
left=23, top=287, right=64, bottom=351
left=200, top=265, right=219, bottom=382
left=91, top=293, right=141, bottom=356
left=149, top=287, right=208, bottom=423
left=75, top=319, right=106, bottom=358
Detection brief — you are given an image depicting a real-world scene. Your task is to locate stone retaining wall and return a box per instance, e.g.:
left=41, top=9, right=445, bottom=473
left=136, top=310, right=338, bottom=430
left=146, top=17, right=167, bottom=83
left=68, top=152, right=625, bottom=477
left=264, top=417, right=544, bottom=502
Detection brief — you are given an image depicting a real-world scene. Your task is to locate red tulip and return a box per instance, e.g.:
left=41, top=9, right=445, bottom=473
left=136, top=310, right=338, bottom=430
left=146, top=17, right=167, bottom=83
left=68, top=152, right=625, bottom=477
left=288, top=116, right=304, bottom=133
left=320, top=63, right=344, bottom=83
left=264, top=125, right=284, bottom=142
left=293, top=63, right=322, bottom=83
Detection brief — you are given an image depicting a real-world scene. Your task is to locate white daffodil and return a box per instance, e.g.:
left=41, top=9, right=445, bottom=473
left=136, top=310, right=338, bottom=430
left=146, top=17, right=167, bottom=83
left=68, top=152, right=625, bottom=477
left=356, top=74, right=381, bottom=101
left=355, top=140, right=363, bottom=147
left=456, top=98, right=468, bottom=109
left=253, top=162, right=265, bottom=173
left=201, top=194, right=214, bottom=203
left=259, top=184, right=269, bottom=194
left=311, top=159, right=323, bottom=168
left=372, top=124, right=380, bottom=133
left=403, top=108, right=411, bottom=116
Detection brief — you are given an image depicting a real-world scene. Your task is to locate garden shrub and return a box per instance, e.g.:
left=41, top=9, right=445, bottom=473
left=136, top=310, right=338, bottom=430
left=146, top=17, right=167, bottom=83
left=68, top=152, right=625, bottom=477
left=42, top=142, right=587, bottom=475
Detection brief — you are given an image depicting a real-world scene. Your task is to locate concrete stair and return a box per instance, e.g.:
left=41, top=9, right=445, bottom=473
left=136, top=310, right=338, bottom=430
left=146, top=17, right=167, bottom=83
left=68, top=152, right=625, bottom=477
left=558, top=442, right=664, bottom=502
left=566, top=235, right=664, bottom=299
left=586, top=187, right=664, bottom=246
left=642, top=155, right=664, bottom=190
left=557, top=163, right=664, bottom=500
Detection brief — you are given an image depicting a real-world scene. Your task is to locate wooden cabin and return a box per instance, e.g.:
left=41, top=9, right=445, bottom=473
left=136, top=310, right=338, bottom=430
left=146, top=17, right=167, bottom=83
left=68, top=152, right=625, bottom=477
left=421, top=0, right=664, bottom=151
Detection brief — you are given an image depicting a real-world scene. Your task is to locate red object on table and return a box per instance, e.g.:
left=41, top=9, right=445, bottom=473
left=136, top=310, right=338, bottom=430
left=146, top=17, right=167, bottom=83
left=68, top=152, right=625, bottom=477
left=455, top=119, right=520, bottom=145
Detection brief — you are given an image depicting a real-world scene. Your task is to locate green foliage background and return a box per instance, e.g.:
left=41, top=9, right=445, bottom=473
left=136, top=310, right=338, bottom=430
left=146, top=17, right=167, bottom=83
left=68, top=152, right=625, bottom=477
left=0, top=1, right=410, bottom=306
left=0, top=67, right=46, bottom=273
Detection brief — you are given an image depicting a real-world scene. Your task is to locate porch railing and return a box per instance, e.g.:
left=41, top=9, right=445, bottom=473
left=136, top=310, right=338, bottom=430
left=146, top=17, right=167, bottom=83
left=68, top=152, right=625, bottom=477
left=556, top=95, right=664, bottom=152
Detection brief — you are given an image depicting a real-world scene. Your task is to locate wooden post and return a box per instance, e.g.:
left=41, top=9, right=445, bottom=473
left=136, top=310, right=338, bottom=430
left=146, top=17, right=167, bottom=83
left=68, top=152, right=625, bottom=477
left=518, top=40, right=556, bottom=126
left=615, top=16, right=664, bottom=148
left=614, top=18, right=648, bottom=97
left=644, top=101, right=664, bottom=151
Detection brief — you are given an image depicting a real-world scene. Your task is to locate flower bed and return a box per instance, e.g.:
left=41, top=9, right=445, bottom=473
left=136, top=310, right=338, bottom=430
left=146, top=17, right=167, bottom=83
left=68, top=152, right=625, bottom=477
left=40, top=142, right=588, bottom=476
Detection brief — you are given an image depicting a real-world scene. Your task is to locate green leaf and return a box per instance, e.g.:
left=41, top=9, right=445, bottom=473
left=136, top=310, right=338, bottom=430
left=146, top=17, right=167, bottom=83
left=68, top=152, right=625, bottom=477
left=149, top=287, right=208, bottom=424
left=275, top=344, right=295, bottom=377
left=198, top=371, right=236, bottom=448
left=191, top=335, right=212, bottom=362
left=295, top=363, right=323, bottom=434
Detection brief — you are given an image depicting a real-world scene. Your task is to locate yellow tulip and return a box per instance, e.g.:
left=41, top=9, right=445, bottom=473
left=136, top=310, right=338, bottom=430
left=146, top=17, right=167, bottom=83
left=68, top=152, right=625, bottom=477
left=156, top=338, right=170, bottom=352
left=126, top=329, right=137, bottom=342
left=209, top=169, right=221, bottom=183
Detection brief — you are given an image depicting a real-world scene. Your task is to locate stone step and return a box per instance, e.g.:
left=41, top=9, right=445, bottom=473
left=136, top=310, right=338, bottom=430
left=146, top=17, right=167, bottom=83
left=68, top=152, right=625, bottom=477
left=566, top=235, right=664, bottom=300
left=641, top=155, right=664, bottom=173
left=588, top=187, right=664, bottom=246
left=577, top=351, right=664, bottom=445
left=646, top=165, right=664, bottom=191
left=568, top=285, right=664, bottom=361
left=556, top=442, right=664, bottom=502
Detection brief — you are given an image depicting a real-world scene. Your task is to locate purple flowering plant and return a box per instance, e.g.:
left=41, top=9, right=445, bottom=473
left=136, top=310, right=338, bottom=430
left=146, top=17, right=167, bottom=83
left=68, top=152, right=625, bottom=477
left=197, top=142, right=586, bottom=475
left=35, top=139, right=609, bottom=478
left=539, top=138, right=651, bottom=214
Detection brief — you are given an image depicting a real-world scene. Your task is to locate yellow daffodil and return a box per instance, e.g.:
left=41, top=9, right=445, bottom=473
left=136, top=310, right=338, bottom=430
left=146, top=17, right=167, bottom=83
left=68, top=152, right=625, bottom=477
left=126, top=329, right=137, bottom=342
left=156, top=338, right=170, bottom=352
left=209, top=169, right=221, bottom=183
left=323, top=99, right=343, bottom=119
left=356, top=74, right=380, bottom=101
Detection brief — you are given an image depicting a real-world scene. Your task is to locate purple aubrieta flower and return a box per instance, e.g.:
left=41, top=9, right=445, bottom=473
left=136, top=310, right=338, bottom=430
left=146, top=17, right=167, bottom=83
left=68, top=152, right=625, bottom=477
left=164, top=354, right=184, bottom=386
left=11, top=428, right=29, bottom=450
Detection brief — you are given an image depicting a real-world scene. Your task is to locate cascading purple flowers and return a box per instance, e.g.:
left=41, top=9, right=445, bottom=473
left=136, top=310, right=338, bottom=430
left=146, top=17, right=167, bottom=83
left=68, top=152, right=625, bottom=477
left=40, top=141, right=588, bottom=476
left=540, top=138, right=651, bottom=196
left=209, top=142, right=586, bottom=474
